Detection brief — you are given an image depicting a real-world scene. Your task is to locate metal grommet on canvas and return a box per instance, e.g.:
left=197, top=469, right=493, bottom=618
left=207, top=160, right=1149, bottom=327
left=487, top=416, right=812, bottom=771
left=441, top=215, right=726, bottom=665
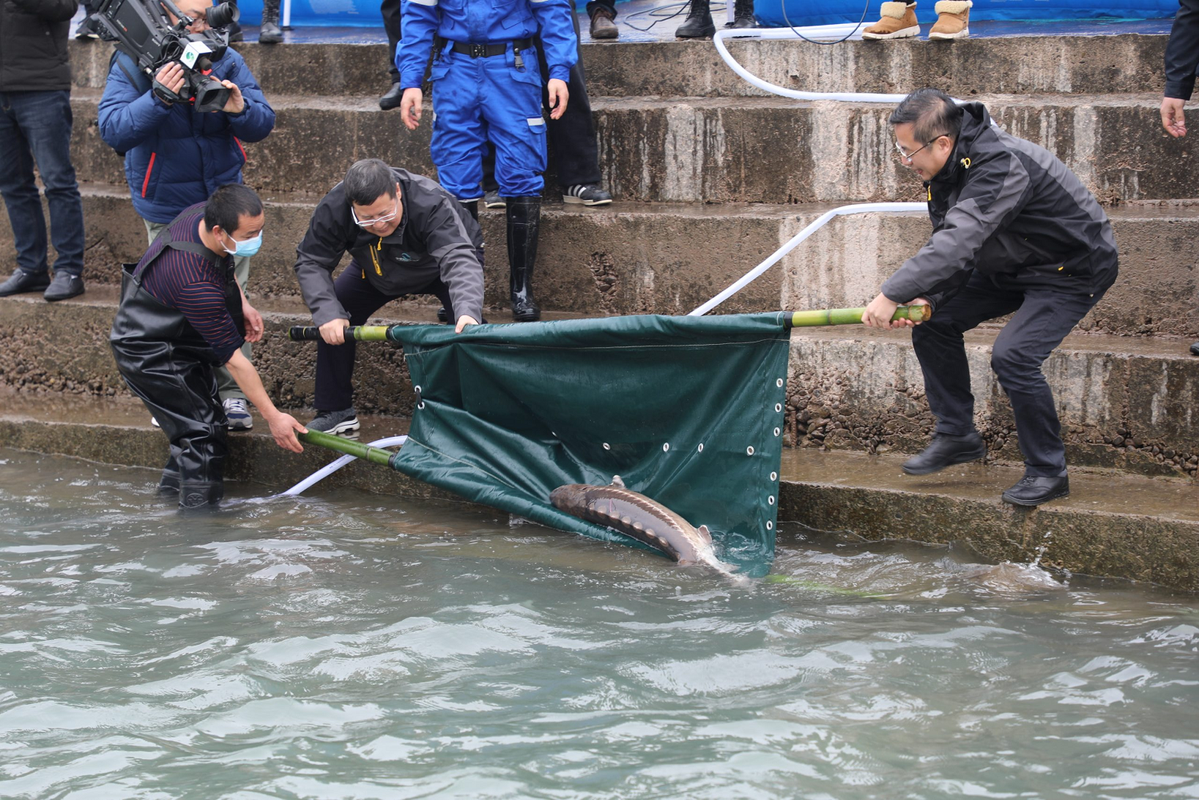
left=766, top=521, right=774, bottom=531
left=775, top=403, right=782, bottom=413
left=697, top=443, right=704, bottom=453
left=768, top=496, right=775, bottom=505
left=770, top=471, right=778, bottom=481
left=663, top=443, right=670, bottom=452
left=776, top=378, right=784, bottom=388
left=603, top=443, right=611, bottom=451
left=774, top=427, right=781, bottom=437
left=746, top=446, right=755, bottom=456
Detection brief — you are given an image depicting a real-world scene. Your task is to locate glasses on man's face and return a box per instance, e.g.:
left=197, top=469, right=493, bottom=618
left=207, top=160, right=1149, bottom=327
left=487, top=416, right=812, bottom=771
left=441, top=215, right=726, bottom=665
left=894, top=134, right=946, bottom=161
left=351, top=197, right=399, bottom=228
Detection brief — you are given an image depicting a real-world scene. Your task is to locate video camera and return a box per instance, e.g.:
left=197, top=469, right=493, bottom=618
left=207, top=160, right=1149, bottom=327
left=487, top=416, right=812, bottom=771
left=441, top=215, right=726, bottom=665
left=95, top=0, right=240, bottom=113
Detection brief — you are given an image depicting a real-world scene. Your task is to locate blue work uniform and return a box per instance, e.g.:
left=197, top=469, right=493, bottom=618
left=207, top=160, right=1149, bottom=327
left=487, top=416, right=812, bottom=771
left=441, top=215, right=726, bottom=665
left=397, top=0, right=578, bottom=200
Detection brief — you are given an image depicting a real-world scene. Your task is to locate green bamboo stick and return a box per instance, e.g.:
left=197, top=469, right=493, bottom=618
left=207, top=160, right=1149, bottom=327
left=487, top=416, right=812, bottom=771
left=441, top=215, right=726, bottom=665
left=288, top=325, right=399, bottom=342
left=298, top=429, right=400, bottom=468
left=788, top=304, right=931, bottom=328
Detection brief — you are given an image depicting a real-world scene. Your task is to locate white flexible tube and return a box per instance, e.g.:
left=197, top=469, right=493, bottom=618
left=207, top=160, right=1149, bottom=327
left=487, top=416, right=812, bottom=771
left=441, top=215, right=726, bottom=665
left=688, top=202, right=925, bottom=316
left=714, top=27, right=910, bottom=104
left=280, top=435, right=409, bottom=497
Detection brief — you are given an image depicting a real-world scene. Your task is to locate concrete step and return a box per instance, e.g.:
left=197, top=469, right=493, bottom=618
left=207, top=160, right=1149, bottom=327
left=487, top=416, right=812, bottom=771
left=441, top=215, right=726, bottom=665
left=67, top=89, right=1193, bottom=204
left=1, top=391, right=1194, bottom=592
left=7, top=187, right=1198, bottom=338
left=3, top=289, right=1197, bottom=478
left=66, top=34, right=1170, bottom=100
left=785, top=325, right=1199, bottom=480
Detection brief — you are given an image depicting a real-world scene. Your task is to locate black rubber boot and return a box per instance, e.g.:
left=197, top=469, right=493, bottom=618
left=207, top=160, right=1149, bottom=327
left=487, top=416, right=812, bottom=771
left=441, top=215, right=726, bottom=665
left=179, top=481, right=224, bottom=509
left=259, top=0, right=282, bottom=43
left=676, top=0, right=716, bottom=38
left=507, top=196, right=542, bottom=322
left=460, top=199, right=479, bottom=223
left=727, top=0, right=757, bottom=28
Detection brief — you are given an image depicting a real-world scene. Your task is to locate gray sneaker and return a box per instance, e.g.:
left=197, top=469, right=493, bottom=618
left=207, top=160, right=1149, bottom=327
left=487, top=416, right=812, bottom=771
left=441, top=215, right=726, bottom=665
left=309, top=407, right=360, bottom=438
left=484, top=190, right=506, bottom=209
left=223, top=398, right=253, bottom=431
left=562, top=184, right=613, bottom=206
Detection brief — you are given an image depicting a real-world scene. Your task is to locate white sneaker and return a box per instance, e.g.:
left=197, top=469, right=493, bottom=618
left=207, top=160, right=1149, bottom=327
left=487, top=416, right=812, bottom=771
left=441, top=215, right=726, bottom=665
left=223, top=398, right=253, bottom=431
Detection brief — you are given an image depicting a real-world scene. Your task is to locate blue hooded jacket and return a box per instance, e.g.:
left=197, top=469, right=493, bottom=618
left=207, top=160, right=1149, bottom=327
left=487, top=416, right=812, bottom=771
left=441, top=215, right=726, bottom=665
left=98, top=48, right=275, bottom=223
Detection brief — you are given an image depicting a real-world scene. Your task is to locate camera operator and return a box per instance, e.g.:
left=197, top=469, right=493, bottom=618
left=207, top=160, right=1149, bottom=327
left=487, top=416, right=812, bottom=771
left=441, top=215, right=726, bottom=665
left=98, top=0, right=275, bottom=432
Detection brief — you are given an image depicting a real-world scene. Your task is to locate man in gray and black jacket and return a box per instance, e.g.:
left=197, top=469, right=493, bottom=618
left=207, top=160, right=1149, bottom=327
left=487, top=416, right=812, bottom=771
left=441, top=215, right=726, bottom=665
left=294, top=159, right=484, bottom=437
left=862, top=89, right=1118, bottom=507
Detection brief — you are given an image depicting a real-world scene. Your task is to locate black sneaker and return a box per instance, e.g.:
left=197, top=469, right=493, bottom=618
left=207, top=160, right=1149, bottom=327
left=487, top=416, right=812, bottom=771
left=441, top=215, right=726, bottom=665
left=0, top=269, right=50, bottom=297
left=379, top=83, right=403, bottom=110
left=75, top=15, right=101, bottom=40
left=484, top=190, right=506, bottom=209
left=1002, top=475, right=1069, bottom=507
left=308, top=407, right=360, bottom=438
left=901, top=432, right=987, bottom=475
left=562, top=184, right=613, bottom=206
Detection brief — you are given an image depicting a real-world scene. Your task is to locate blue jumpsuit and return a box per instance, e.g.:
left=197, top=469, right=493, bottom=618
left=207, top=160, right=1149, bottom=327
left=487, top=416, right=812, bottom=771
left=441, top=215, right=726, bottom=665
left=397, top=0, right=578, bottom=200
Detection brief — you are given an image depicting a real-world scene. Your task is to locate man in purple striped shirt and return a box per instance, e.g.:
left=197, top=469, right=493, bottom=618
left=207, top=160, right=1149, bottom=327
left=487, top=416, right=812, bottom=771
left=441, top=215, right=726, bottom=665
left=111, top=184, right=305, bottom=507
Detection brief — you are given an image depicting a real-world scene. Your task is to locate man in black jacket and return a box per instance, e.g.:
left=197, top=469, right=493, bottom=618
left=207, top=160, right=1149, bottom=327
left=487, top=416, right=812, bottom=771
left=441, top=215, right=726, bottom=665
left=0, top=0, right=87, bottom=302
left=294, top=159, right=484, bottom=437
left=1161, top=0, right=1199, bottom=358
left=863, top=89, right=1118, bottom=507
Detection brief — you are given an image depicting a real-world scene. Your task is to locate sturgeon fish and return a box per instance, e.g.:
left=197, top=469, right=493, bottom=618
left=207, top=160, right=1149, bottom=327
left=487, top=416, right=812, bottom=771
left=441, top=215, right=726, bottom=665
left=550, top=476, right=738, bottom=576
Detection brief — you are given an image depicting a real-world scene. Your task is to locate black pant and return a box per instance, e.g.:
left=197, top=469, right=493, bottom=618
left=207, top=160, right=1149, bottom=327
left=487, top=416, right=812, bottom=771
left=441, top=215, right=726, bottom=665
left=586, top=0, right=617, bottom=18
left=483, top=0, right=600, bottom=192
left=911, top=270, right=1109, bottom=477
left=383, top=0, right=402, bottom=84
left=314, top=265, right=453, bottom=411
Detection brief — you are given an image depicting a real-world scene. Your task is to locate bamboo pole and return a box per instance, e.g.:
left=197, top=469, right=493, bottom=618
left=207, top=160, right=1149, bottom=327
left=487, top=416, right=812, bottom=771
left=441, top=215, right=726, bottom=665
left=787, top=304, right=930, bottom=328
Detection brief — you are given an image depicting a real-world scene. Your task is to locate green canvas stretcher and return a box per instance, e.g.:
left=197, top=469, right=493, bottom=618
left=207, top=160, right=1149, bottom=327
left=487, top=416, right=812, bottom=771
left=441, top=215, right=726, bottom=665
left=383, top=313, right=793, bottom=576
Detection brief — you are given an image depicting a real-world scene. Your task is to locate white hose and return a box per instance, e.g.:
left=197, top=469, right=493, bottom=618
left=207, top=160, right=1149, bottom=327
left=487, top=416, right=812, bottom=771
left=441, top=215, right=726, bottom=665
left=688, top=202, right=925, bottom=316
left=280, top=435, right=409, bottom=497
left=713, top=27, right=911, bottom=104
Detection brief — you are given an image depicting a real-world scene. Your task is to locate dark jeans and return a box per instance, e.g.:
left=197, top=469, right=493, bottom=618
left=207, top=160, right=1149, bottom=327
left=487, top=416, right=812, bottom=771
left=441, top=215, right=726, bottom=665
left=0, top=90, right=85, bottom=278
left=314, top=265, right=453, bottom=411
left=911, top=270, right=1110, bottom=477
left=483, top=0, right=601, bottom=192
left=586, top=0, right=617, bottom=18
left=383, top=0, right=402, bottom=84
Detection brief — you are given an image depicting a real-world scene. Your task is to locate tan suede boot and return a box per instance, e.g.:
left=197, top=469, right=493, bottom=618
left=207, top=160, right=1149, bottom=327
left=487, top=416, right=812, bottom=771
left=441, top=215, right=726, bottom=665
left=862, top=2, right=919, bottom=40
left=929, top=0, right=971, bottom=39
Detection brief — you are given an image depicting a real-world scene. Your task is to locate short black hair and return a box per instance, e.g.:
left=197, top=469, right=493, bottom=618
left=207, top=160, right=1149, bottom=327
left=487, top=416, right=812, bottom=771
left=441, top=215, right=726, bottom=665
left=889, top=88, right=962, bottom=145
left=204, top=183, right=263, bottom=235
left=344, top=159, right=398, bottom=207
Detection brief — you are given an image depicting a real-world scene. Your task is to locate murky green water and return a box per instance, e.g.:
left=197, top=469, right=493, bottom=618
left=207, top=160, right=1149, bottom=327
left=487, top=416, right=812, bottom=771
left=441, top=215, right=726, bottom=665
left=1, top=448, right=1197, bottom=799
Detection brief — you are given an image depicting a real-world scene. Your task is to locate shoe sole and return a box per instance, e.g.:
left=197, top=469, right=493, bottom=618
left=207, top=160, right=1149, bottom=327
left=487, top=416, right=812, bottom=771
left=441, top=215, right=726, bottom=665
left=862, top=26, right=920, bottom=39
left=485, top=202, right=507, bottom=209
left=1002, top=488, right=1069, bottom=507
left=314, top=420, right=360, bottom=438
left=44, top=288, right=84, bottom=302
left=227, top=419, right=253, bottom=432
left=900, top=446, right=987, bottom=475
left=590, top=29, right=618, bottom=40
left=563, top=195, right=613, bottom=206
left=929, top=27, right=969, bottom=40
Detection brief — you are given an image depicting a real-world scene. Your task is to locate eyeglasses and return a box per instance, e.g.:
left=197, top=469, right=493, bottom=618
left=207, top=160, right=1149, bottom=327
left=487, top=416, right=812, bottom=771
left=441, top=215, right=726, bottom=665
left=351, top=197, right=400, bottom=227
left=894, top=134, right=947, bottom=161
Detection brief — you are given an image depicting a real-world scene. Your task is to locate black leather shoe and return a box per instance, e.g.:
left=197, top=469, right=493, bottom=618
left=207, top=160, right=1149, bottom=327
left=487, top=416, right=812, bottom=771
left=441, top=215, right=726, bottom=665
left=1191, top=341, right=1199, bottom=356
left=902, top=432, right=987, bottom=475
left=379, top=83, right=404, bottom=111
left=0, top=269, right=50, bottom=297
left=1002, top=475, right=1069, bottom=507
left=43, top=272, right=85, bottom=302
